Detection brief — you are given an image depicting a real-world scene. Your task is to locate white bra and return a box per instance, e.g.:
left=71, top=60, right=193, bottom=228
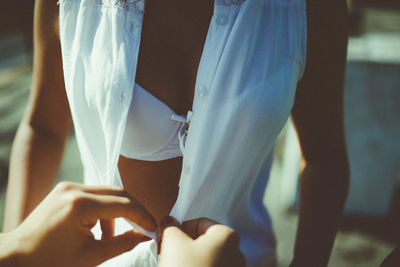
left=120, top=83, right=192, bottom=161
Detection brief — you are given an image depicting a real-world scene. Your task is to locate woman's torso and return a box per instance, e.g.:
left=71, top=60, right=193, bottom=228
left=118, top=0, right=213, bottom=224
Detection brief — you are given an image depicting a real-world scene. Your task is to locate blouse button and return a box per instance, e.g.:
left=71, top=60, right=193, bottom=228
left=216, top=15, right=228, bottom=26
left=197, top=86, right=208, bottom=98
left=120, top=91, right=126, bottom=103
left=183, top=165, right=191, bottom=175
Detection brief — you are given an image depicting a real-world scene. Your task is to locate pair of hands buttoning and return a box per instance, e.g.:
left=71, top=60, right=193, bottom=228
left=0, top=182, right=245, bottom=267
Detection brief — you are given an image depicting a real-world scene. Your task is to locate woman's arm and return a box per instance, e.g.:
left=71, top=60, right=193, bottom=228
left=290, top=0, right=350, bottom=266
left=3, top=0, right=72, bottom=231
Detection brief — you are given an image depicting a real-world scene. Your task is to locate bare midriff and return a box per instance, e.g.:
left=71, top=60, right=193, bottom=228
left=118, top=0, right=213, bottom=224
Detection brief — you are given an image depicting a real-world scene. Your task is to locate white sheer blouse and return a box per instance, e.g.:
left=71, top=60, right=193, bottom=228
left=58, top=0, right=307, bottom=266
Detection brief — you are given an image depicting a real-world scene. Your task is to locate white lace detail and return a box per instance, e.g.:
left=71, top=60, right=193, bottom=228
left=86, top=0, right=145, bottom=12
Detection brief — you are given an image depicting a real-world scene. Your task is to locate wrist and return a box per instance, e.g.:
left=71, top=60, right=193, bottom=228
left=0, top=232, right=25, bottom=267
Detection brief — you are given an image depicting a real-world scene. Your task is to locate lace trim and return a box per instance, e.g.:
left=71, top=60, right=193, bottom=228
left=88, top=0, right=244, bottom=10
left=87, top=0, right=145, bottom=12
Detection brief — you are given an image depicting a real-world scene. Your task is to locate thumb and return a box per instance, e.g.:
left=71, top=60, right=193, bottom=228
left=158, top=227, right=194, bottom=267
left=160, top=226, right=192, bottom=252
left=88, top=230, right=152, bottom=264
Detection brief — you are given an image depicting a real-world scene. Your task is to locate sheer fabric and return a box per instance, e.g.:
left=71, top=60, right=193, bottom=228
left=58, top=0, right=306, bottom=266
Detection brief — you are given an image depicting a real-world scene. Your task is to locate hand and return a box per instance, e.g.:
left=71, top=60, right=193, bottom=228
left=3, top=182, right=156, bottom=267
left=158, top=217, right=246, bottom=267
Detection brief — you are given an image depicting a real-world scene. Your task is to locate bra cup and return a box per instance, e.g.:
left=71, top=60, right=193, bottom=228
left=120, top=83, right=183, bottom=160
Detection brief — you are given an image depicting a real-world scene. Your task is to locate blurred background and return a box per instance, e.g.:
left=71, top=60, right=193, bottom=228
left=0, top=0, right=399, bottom=266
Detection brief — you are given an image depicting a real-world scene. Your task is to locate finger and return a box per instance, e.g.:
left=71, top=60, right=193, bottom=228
left=181, top=217, right=219, bottom=239
left=80, top=185, right=127, bottom=196
left=75, top=185, right=151, bottom=218
left=161, top=226, right=191, bottom=249
left=100, top=219, right=114, bottom=239
left=56, top=182, right=122, bottom=194
left=84, top=194, right=157, bottom=231
left=198, top=224, right=240, bottom=248
left=80, top=186, right=149, bottom=214
left=87, top=230, right=151, bottom=265
left=158, top=227, right=193, bottom=266
left=158, top=216, right=180, bottom=254
left=160, top=216, right=179, bottom=235
left=55, top=183, right=126, bottom=198
left=65, top=187, right=157, bottom=230
left=197, top=225, right=244, bottom=267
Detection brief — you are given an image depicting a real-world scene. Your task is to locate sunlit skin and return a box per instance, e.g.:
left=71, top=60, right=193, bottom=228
left=119, top=0, right=213, bottom=224
left=3, top=0, right=350, bottom=266
left=0, top=182, right=244, bottom=267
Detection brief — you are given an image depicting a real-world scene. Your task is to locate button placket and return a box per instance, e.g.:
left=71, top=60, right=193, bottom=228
left=216, top=14, right=229, bottom=25
left=214, top=0, right=231, bottom=26
left=197, top=85, right=208, bottom=98
left=214, top=0, right=245, bottom=25
left=183, top=164, right=191, bottom=175
left=119, top=90, right=126, bottom=103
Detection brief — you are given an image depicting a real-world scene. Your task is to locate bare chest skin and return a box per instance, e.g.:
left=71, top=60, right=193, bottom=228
left=118, top=0, right=213, bottom=224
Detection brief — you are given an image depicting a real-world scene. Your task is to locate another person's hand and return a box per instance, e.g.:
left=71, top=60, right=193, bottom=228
left=1, top=182, right=156, bottom=267
left=158, top=217, right=246, bottom=267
